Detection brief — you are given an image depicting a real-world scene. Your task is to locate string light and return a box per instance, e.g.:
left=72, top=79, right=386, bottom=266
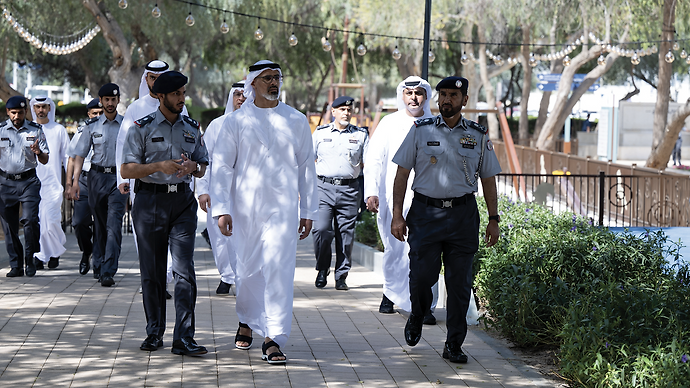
left=321, top=37, right=332, bottom=52
left=631, top=52, right=640, bottom=65
left=597, top=55, right=606, bottom=66
left=562, top=55, right=571, bottom=66
left=151, top=4, right=161, bottom=18
left=460, top=52, right=469, bottom=65
left=392, top=46, right=402, bottom=60
left=185, top=12, right=195, bottom=27
left=356, top=34, right=366, bottom=56
left=665, top=49, right=675, bottom=63
left=288, top=31, right=298, bottom=46
left=220, top=19, right=229, bottom=34
left=118, top=0, right=128, bottom=9
left=686, top=56, right=690, bottom=65
left=254, top=22, right=264, bottom=40
left=673, top=42, right=680, bottom=51
left=529, top=53, right=538, bottom=67
left=428, top=50, right=435, bottom=63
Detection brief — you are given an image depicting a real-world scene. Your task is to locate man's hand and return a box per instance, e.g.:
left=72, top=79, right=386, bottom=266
left=198, top=194, right=211, bottom=213
left=158, top=159, right=185, bottom=175
left=118, top=182, right=130, bottom=195
left=30, top=139, right=41, bottom=155
left=298, top=218, right=312, bottom=240
left=218, top=214, right=233, bottom=236
left=68, top=182, right=80, bottom=201
left=177, top=154, right=197, bottom=178
left=485, top=220, right=500, bottom=247
left=391, top=213, right=407, bottom=242
left=366, top=196, right=379, bottom=213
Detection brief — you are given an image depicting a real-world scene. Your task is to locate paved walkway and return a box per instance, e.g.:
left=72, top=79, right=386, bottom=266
left=0, top=214, right=559, bottom=387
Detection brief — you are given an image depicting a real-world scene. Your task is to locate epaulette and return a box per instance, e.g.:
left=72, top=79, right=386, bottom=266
left=27, top=121, right=42, bottom=129
left=77, top=125, right=84, bottom=134
left=134, top=114, right=155, bottom=128
left=467, top=120, right=487, bottom=134
left=0, top=120, right=7, bottom=129
left=414, top=117, right=434, bottom=127
left=183, top=115, right=200, bottom=129
left=84, top=116, right=99, bottom=126
left=315, top=124, right=330, bottom=131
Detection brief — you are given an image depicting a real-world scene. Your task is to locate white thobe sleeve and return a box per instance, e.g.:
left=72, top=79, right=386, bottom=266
left=210, top=116, right=237, bottom=218
left=363, top=125, right=387, bottom=201
left=117, top=108, right=134, bottom=186
left=196, top=117, right=221, bottom=197
left=296, top=117, right=319, bottom=221
left=60, top=127, right=70, bottom=172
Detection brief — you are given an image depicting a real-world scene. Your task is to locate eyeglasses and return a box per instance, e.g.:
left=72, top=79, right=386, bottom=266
left=257, top=75, right=282, bottom=83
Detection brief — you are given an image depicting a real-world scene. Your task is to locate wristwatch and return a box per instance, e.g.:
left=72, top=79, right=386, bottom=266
left=488, top=215, right=500, bottom=223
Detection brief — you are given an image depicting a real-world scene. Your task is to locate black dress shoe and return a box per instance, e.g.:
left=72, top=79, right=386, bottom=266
left=34, top=258, right=44, bottom=270
left=423, top=312, right=437, bottom=325
left=379, top=294, right=394, bottom=314
left=335, top=278, right=349, bottom=290
left=216, top=280, right=232, bottom=294
left=79, top=256, right=91, bottom=275
left=140, top=334, right=163, bottom=351
left=442, top=342, right=468, bottom=363
left=315, top=269, right=329, bottom=288
left=48, top=257, right=59, bottom=269
left=201, top=228, right=212, bottom=249
left=101, top=274, right=114, bottom=287
left=25, top=265, right=36, bottom=277
left=93, top=268, right=100, bottom=280
left=404, top=314, right=424, bottom=347
left=171, top=337, right=207, bottom=356
left=6, top=267, right=24, bottom=277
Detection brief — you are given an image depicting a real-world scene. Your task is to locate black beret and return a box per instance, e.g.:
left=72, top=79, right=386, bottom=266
left=6, top=95, right=27, bottom=109
left=86, top=98, right=101, bottom=110
left=99, top=83, right=120, bottom=97
left=332, top=96, right=354, bottom=108
left=435, top=76, right=469, bottom=95
left=152, top=71, right=188, bottom=94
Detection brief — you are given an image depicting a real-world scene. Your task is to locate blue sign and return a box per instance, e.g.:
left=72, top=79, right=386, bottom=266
left=537, top=73, right=599, bottom=92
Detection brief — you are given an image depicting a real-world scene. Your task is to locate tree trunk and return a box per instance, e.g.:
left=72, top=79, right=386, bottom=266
left=646, top=0, right=677, bottom=167
left=533, top=7, right=563, bottom=141
left=477, top=25, right=499, bottom=139
left=518, top=25, right=532, bottom=142
left=0, top=35, right=20, bottom=102
left=646, top=99, right=690, bottom=169
left=461, top=23, right=479, bottom=122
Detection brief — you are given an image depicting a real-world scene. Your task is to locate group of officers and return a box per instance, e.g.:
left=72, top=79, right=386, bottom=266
left=0, top=59, right=501, bottom=364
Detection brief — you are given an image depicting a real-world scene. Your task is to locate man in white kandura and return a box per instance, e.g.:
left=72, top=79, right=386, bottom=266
left=197, top=81, right=245, bottom=295
left=212, top=60, right=318, bottom=365
left=30, top=96, right=69, bottom=270
left=364, top=76, right=438, bottom=324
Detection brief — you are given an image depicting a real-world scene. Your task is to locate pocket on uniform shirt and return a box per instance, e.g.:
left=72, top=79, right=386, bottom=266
left=422, top=146, right=444, bottom=167
left=457, top=147, right=479, bottom=171
left=347, top=144, right=362, bottom=165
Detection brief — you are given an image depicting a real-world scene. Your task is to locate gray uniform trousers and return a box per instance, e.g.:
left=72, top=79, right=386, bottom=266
left=133, top=185, right=197, bottom=341
left=406, top=195, right=478, bottom=345
left=72, top=173, right=98, bottom=260
left=0, top=175, right=41, bottom=269
left=312, top=180, right=361, bottom=280
left=87, top=169, right=127, bottom=277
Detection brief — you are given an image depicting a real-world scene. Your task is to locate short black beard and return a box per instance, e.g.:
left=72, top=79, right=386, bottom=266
left=164, top=99, right=183, bottom=114
left=440, top=104, right=462, bottom=118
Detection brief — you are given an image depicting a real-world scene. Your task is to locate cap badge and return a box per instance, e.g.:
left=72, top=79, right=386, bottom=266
left=20, top=102, right=25, bottom=107
left=113, top=90, right=118, bottom=95
left=455, top=80, right=463, bottom=88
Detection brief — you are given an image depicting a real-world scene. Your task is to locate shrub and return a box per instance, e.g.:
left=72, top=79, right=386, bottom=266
left=355, top=210, right=383, bottom=252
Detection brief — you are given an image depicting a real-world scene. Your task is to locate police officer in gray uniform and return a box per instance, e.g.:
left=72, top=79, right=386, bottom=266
left=70, top=84, right=128, bottom=287
left=391, top=76, right=501, bottom=363
left=312, top=96, right=369, bottom=291
left=121, top=71, right=209, bottom=356
left=1, top=95, right=50, bottom=277
left=66, top=98, right=103, bottom=275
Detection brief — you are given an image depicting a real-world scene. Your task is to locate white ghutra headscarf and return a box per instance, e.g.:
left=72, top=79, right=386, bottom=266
left=29, top=95, right=56, bottom=123
left=395, top=76, right=433, bottom=117
left=224, top=81, right=245, bottom=114
left=243, top=60, right=283, bottom=105
left=138, top=60, right=169, bottom=99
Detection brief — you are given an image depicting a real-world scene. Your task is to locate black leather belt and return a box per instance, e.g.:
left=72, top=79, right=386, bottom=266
left=91, top=165, right=116, bottom=174
left=0, top=168, right=36, bottom=181
left=414, top=192, right=473, bottom=209
left=318, top=175, right=357, bottom=185
left=135, top=180, right=190, bottom=194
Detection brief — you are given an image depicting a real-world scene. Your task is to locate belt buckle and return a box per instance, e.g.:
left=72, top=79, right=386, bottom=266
left=13, top=174, right=22, bottom=180
left=332, top=178, right=342, bottom=185
left=442, top=200, right=453, bottom=208
left=167, top=184, right=178, bottom=193
left=104, top=167, right=113, bottom=173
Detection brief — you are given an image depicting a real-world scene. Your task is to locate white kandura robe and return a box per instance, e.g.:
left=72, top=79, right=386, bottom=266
left=197, top=114, right=237, bottom=284
left=363, top=110, right=432, bottom=312
left=211, top=102, right=318, bottom=347
left=34, top=122, right=69, bottom=262
left=116, top=94, right=188, bottom=283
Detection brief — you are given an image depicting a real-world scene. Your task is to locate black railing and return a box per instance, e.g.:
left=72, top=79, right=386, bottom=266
left=496, top=173, right=690, bottom=227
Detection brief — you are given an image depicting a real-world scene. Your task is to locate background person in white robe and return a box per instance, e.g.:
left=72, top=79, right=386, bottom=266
left=212, top=60, right=318, bottom=364
left=197, top=81, right=244, bottom=295
left=30, top=96, right=68, bottom=269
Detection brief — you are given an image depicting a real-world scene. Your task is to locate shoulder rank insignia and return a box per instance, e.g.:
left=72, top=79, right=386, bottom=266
left=84, top=116, right=99, bottom=126
left=467, top=120, right=487, bottom=134
left=134, top=114, right=154, bottom=128
left=414, top=117, right=434, bottom=127
left=27, top=121, right=42, bottom=129
left=0, top=120, right=7, bottom=129
left=182, top=115, right=200, bottom=129
left=315, top=124, right=330, bottom=131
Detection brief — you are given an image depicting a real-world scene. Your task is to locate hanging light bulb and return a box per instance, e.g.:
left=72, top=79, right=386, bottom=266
left=6, top=13, right=14, bottom=24
left=428, top=50, right=435, bottom=63
left=460, top=52, right=469, bottom=65
left=562, top=55, right=571, bottom=67
left=597, top=54, right=606, bottom=66
left=322, top=38, right=332, bottom=52
left=493, top=53, right=503, bottom=66
left=680, top=49, right=688, bottom=59
left=392, top=46, right=402, bottom=60
left=357, top=43, right=367, bottom=56
left=254, top=25, right=264, bottom=40
left=529, top=54, right=538, bottom=67
left=118, top=0, right=128, bottom=9
left=220, top=20, right=229, bottom=34
left=631, top=53, right=640, bottom=65
left=651, top=45, right=658, bottom=53
left=673, top=42, right=680, bottom=51
left=665, top=49, right=675, bottom=63
left=686, top=56, right=690, bottom=65
left=2, top=8, right=9, bottom=19
left=151, top=4, right=161, bottom=18
left=185, top=12, right=195, bottom=26
left=288, top=32, right=298, bottom=46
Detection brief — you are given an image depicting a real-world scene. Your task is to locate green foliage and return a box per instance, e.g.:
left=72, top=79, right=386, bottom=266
left=355, top=210, right=383, bottom=252
left=55, top=102, right=87, bottom=122
left=475, top=195, right=690, bottom=387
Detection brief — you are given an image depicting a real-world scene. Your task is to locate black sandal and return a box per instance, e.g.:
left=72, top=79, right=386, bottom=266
left=235, top=322, right=253, bottom=350
left=261, top=340, right=287, bottom=364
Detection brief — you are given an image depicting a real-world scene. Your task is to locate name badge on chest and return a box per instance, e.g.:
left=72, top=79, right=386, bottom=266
left=152, top=137, right=164, bottom=143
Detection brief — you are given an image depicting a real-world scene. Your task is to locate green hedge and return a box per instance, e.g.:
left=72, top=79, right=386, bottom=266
left=475, top=196, right=689, bottom=387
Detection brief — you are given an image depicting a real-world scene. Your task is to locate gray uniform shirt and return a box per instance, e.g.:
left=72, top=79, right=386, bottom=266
left=68, top=127, right=92, bottom=171
left=313, top=123, right=369, bottom=179
left=0, top=119, right=50, bottom=174
left=392, top=115, right=502, bottom=199
left=121, top=110, right=208, bottom=184
left=73, top=114, right=123, bottom=167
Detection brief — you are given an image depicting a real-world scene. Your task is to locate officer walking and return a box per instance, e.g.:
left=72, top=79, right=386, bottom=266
left=390, top=77, right=501, bottom=363
left=312, top=96, right=368, bottom=290
left=70, top=84, right=127, bottom=287
left=121, top=71, right=209, bottom=356
left=1, top=95, right=49, bottom=277
left=65, top=98, right=103, bottom=275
